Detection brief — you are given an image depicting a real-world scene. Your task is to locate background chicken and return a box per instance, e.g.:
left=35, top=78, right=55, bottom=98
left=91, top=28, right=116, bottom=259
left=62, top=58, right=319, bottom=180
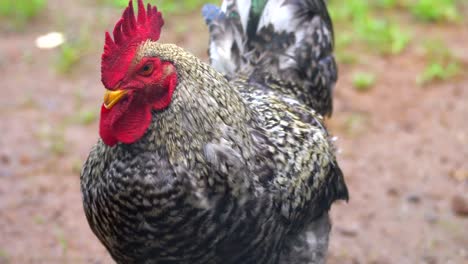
left=80, top=0, right=347, bottom=263
left=203, top=0, right=337, bottom=116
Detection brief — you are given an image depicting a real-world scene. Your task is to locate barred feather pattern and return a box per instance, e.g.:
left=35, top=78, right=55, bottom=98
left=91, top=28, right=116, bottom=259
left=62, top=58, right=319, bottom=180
left=203, top=0, right=337, bottom=116
left=81, top=43, right=347, bottom=264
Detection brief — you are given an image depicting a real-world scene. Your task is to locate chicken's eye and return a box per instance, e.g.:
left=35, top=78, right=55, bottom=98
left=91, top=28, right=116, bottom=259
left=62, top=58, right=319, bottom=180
left=139, top=63, right=154, bottom=76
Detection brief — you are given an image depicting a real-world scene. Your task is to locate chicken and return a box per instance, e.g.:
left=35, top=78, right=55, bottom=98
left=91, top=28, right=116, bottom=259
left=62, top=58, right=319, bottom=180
left=80, top=0, right=348, bottom=263
left=203, top=0, right=337, bottom=117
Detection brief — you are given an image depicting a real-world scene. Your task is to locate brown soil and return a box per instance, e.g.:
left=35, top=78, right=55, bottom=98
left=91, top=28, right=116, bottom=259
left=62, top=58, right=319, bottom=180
left=0, top=1, right=467, bottom=263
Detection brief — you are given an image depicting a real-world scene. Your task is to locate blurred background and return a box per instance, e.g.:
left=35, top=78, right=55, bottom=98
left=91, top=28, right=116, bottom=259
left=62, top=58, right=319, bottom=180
left=0, top=0, right=467, bottom=263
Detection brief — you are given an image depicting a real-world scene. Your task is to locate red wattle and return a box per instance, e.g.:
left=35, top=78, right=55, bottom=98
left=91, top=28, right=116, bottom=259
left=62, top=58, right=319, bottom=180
left=99, top=105, right=118, bottom=146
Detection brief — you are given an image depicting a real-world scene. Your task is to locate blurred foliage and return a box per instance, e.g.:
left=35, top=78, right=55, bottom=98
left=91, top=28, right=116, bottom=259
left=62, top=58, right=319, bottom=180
left=418, top=62, right=460, bottom=85
left=36, top=123, right=67, bottom=156
left=54, top=227, right=69, bottom=255
left=54, top=26, right=92, bottom=75
left=410, top=0, right=459, bottom=22
left=72, top=109, right=98, bottom=126
left=55, top=44, right=81, bottom=74
left=328, top=0, right=463, bottom=86
left=353, top=72, right=376, bottom=92
left=344, top=113, right=369, bottom=137
left=0, top=249, right=8, bottom=264
left=328, top=0, right=461, bottom=57
left=328, top=0, right=412, bottom=56
left=104, top=0, right=216, bottom=14
left=0, top=0, right=46, bottom=28
left=417, top=39, right=461, bottom=85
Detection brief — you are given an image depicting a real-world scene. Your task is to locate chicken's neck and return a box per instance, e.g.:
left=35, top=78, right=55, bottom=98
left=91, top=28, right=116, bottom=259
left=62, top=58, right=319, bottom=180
left=128, top=42, right=254, bottom=162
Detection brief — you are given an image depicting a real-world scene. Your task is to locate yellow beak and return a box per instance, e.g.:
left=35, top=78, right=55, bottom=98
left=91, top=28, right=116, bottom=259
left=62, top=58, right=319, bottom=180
left=103, top=89, right=128, bottom=109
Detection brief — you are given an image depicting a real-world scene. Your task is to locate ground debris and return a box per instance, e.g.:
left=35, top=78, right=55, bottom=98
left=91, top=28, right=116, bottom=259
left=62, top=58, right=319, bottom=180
left=449, top=169, right=468, bottom=182
left=406, top=193, right=422, bottom=204
left=337, top=225, right=359, bottom=237
left=451, top=195, right=468, bottom=217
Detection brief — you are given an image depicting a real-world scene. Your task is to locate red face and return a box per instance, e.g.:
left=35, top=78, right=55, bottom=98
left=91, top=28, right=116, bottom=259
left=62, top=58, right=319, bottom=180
left=99, top=55, right=177, bottom=146
left=98, top=0, right=175, bottom=146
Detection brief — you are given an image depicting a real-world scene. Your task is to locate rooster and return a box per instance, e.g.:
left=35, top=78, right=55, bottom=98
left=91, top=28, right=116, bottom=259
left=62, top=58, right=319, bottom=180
left=80, top=0, right=348, bottom=264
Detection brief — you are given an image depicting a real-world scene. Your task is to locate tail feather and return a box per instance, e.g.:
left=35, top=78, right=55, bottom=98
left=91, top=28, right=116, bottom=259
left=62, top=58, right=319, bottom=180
left=202, top=2, right=246, bottom=75
left=203, top=0, right=337, bottom=116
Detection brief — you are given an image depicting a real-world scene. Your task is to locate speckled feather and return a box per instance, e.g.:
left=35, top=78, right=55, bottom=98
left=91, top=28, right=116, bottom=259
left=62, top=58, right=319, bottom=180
left=203, top=0, right=337, bottom=116
left=81, top=42, right=347, bottom=263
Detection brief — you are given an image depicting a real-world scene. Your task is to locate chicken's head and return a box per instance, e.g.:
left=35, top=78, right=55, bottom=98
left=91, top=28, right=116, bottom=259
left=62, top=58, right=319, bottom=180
left=99, top=0, right=177, bottom=146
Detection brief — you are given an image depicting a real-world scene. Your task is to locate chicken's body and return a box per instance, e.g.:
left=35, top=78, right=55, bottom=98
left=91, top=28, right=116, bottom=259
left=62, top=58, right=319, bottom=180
left=81, top=1, right=347, bottom=263
left=82, top=43, right=347, bottom=263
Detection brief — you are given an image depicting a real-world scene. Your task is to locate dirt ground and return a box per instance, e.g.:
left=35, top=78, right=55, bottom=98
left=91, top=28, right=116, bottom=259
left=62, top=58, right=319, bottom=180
left=0, top=1, right=467, bottom=264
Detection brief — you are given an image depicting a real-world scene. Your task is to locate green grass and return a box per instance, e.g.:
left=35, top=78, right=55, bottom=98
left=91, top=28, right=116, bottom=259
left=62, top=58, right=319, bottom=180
left=69, top=89, right=99, bottom=126
left=355, top=17, right=411, bottom=55
left=33, top=215, right=46, bottom=225
left=343, top=113, right=369, bottom=137
left=328, top=0, right=464, bottom=87
left=422, top=39, right=457, bottom=63
left=20, top=91, right=38, bottom=109
left=417, top=39, right=461, bottom=85
left=329, top=0, right=461, bottom=24
left=72, top=109, right=98, bottom=126
left=55, top=44, right=81, bottom=74
left=55, top=27, right=91, bottom=75
left=353, top=72, right=376, bottom=92
left=417, top=62, right=459, bottom=85
left=329, top=0, right=462, bottom=58
left=375, top=0, right=398, bottom=8
left=0, top=0, right=46, bottom=28
left=50, top=130, right=66, bottom=156
left=72, top=159, right=83, bottom=174
left=410, top=0, right=459, bottom=22
left=54, top=227, right=68, bottom=256
left=329, top=0, right=411, bottom=56
left=0, top=248, right=9, bottom=264
left=36, top=123, right=67, bottom=156
left=105, top=0, right=215, bottom=14
left=335, top=33, right=359, bottom=64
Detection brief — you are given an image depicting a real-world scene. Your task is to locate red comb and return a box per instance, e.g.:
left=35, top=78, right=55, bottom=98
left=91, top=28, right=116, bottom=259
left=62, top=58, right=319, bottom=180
left=101, top=0, right=164, bottom=89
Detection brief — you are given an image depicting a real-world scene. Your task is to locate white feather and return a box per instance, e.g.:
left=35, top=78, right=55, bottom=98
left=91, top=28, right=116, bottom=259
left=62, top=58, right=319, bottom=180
left=210, top=37, right=237, bottom=75
left=258, top=0, right=298, bottom=33
left=220, top=0, right=232, bottom=11
left=237, top=0, right=251, bottom=33
left=210, top=0, right=251, bottom=75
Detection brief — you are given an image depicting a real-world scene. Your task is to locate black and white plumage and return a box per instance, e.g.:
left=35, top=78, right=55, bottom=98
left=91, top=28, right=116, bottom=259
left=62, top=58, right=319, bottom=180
left=81, top=1, right=348, bottom=264
left=203, top=0, right=337, bottom=116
